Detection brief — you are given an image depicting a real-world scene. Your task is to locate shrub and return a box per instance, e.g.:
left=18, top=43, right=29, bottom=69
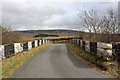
left=1, top=26, right=23, bottom=45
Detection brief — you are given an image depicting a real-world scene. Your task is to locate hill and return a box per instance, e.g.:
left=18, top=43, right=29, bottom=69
left=16, top=29, right=80, bottom=37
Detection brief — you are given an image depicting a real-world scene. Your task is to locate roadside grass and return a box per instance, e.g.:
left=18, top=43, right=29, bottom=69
left=67, top=43, right=118, bottom=78
left=2, top=44, right=52, bottom=78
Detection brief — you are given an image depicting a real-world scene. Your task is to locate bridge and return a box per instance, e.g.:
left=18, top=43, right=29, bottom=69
left=1, top=38, right=119, bottom=79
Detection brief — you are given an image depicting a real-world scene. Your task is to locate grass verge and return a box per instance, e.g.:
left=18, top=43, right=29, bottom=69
left=2, top=44, right=52, bottom=78
left=67, top=43, right=118, bottom=78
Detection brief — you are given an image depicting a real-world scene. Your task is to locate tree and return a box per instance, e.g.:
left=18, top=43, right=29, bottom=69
left=99, top=9, right=118, bottom=34
left=78, top=9, right=119, bottom=42
left=1, top=26, right=23, bottom=44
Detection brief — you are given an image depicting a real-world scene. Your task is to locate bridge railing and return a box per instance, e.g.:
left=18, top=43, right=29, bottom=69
left=70, top=38, right=120, bottom=61
left=0, top=39, right=51, bottom=60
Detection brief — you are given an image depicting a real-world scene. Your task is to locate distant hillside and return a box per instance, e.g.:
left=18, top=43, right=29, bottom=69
left=33, top=34, right=59, bottom=37
left=16, top=29, right=80, bottom=37
left=15, top=29, right=120, bottom=43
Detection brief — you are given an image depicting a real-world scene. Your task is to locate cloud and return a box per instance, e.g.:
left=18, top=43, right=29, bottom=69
left=2, top=2, right=66, bottom=30
left=2, top=2, right=118, bottom=30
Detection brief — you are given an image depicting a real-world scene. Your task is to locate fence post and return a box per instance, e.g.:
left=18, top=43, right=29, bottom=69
left=28, top=41, right=32, bottom=50
left=35, top=40, right=38, bottom=47
left=14, top=43, right=22, bottom=54
left=0, top=45, right=5, bottom=60
left=39, top=40, right=41, bottom=45
left=85, top=41, right=90, bottom=52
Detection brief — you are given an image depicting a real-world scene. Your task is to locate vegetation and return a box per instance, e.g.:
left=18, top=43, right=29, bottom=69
left=1, top=26, right=78, bottom=45
left=18, top=29, right=80, bottom=37
left=1, top=26, right=25, bottom=45
left=79, top=32, right=120, bottom=43
left=52, top=40, right=70, bottom=44
left=33, top=34, right=59, bottom=37
left=78, top=9, right=120, bottom=43
left=38, top=36, right=77, bottom=39
left=2, top=44, right=52, bottom=78
left=67, top=43, right=118, bottom=78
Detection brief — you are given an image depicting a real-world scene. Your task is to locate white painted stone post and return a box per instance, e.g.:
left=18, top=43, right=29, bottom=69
left=28, top=41, right=32, bottom=50
left=77, top=39, right=79, bottom=46
left=39, top=40, right=42, bottom=45
left=97, top=42, right=113, bottom=60
left=46, top=39, right=48, bottom=44
left=43, top=39, right=45, bottom=44
left=14, top=43, right=23, bottom=54
left=47, top=39, right=49, bottom=44
left=85, top=41, right=90, bottom=52
left=48, top=40, right=50, bottom=43
left=47, top=40, right=49, bottom=44
left=0, top=45, right=5, bottom=60
left=45, top=39, right=47, bottom=44
left=14, top=43, right=21, bottom=54
left=20, top=43, right=23, bottom=52
left=80, top=40, right=83, bottom=47
left=35, top=40, right=38, bottom=47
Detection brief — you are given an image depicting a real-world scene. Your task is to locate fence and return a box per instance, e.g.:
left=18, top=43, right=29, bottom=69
left=0, top=39, right=51, bottom=60
left=70, top=38, right=120, bottom=61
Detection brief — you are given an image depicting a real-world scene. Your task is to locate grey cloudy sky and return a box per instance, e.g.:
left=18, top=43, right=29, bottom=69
left=1, top=1, right=118, bottom=30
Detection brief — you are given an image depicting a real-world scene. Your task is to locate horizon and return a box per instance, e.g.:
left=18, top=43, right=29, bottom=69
left=14, top=28, right=80, bottom=31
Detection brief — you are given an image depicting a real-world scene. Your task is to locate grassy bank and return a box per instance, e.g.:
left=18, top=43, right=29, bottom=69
left=2, top=44, right=52, bottom=78
left=67, top=43, right=118, bottom=78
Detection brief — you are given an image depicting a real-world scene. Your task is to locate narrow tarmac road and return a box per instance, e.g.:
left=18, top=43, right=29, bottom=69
left=12, top=44, right=110, bottom=78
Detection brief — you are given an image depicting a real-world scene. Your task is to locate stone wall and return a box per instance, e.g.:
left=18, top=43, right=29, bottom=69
left=70, top=38, right=120, bottom=61
left=1, top=39, right=51, bottom=60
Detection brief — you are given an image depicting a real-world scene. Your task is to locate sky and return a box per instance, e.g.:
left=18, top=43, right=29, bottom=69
left=1, top=1, right=118, bottom=31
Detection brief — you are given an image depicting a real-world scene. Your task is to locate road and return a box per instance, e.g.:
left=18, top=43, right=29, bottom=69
left=12, top=44, right=110, bottom=78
